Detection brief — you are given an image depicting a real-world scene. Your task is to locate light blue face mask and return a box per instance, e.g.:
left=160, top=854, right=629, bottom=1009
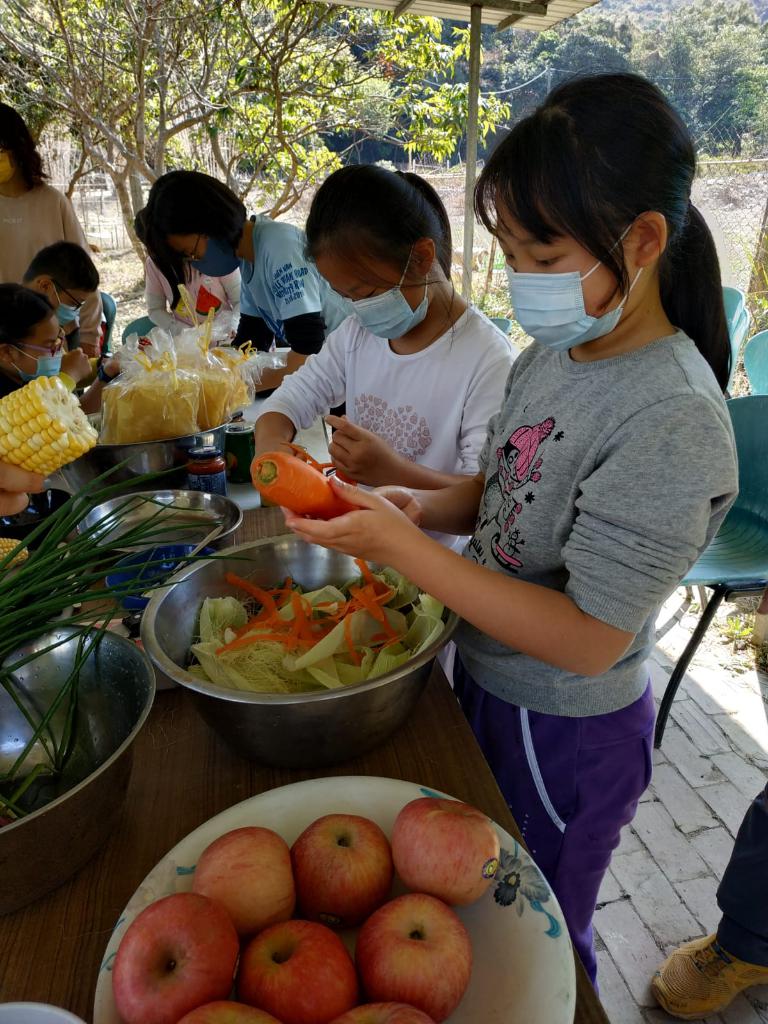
left=56, top=303, right=79, bottom=326
left=351, top=253, right=429, bottom=339
left=15, top=348, right=63, bottom=381
left=506, top=235, right=642, bottom=351
left=191, top=236, right=240, bottom=277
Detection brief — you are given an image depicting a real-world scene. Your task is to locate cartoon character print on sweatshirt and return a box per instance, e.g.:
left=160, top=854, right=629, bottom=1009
left=470, top=417, right=557, bottom=573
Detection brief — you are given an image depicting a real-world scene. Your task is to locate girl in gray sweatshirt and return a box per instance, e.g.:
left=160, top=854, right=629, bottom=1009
left=284, top=72, right=739, bottom=987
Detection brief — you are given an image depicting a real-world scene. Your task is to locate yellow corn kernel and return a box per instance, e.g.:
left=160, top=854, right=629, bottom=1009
left=0, top=537, right=28, bottom=567
left=0, top=377, right=97, bottom=475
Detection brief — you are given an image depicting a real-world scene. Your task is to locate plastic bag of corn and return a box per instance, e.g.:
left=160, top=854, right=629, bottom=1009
left=0, top=376, right=98, bottom=475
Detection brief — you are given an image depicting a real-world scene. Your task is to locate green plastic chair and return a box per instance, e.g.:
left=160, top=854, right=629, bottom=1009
left=743, top=329, right=768, bottom=396
left=122, top=315, right=156, bottom=342
left=490, top=316, right=512, bottom=335
left=100, top=291, right=117, bottom=353
left=722, top=286, right=751, bottom=393
left=655, top=395, right=768, bottom=747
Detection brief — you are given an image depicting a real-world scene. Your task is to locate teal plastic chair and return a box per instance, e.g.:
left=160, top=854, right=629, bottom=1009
left=722, top=286, right=751, bottom=393
left=743, top=330, right=768, bottom=396
left=490, top=316, right=512, bottom=335
left=655, top=395, right=768, bottom=746
left=100, top=291, right=117, bottom=353
left=122, top=315, right=156, bottom=342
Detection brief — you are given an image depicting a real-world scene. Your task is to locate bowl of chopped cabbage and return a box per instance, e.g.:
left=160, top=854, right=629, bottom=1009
left=140, top=537, right=457, bottom=767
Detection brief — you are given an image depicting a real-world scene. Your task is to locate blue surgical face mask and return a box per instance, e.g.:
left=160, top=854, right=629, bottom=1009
left=191, top=236, right=240, bottom=277
left=351, top=253, right=429, bottom=339
left=15, top=348, right=63, bottom=381
left=56, top=303, right=79, bottom=326
left=506, top=229, right=642, bottom=351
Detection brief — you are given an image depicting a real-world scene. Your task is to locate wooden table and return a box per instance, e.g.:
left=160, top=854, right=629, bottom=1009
left=0, top=509, right=609, bottom=1024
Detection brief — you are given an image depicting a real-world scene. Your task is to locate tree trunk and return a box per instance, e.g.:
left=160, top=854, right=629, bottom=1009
left=129, top=171, right=145, bottom=220
left=112, top=172, right=144, bottom=261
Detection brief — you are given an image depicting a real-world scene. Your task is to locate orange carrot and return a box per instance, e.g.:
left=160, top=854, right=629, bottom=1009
left=251, top=452, right=358, bottom=519
left=216, top=632, right=302, bottom=655
left=225, top=572, right=279, bottom=618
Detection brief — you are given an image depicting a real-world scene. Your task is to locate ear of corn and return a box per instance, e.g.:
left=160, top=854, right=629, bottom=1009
left=0, top=537, right=28, bottom=567
left=0, top=376, right=98, bottom=476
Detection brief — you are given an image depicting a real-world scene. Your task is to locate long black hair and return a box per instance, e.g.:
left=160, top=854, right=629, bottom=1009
left=305, top=165, right=453, bottom=279
left=0, top=284, right=54, bottom=346
left=142, top=170, right=246, bottom=285
left=475, top=73, right=730, bottom=389
left=0, top=103, right=47, bottom=190
left=135, top=206, right=189, bottom=309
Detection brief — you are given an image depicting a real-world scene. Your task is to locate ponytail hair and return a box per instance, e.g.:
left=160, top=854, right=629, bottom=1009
left=475, top=73, right=730, bottom=389
left=305, top=164, right=453, bottom=279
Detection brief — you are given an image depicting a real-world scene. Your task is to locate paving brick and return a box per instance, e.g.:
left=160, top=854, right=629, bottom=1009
left=714, top=709, right=768, bottom=763
left=662, top=723, right=724, bottom=788
left=671, top=699, right=733, bottom=755
left=675, top=875, right=722, bottom=934
left=632, top=801, right=709, bottom=882
left=691, top=827, right=736, bottom=877
left=721, top=994, right=768, bottom=1024
left=598, top=865, right=622, bottom=905
left=700, top=782, right=752, bottom=836
left=617, top=823, right=644, bottom=856
left=611, top=850, right=702, bottom=947
left=650, top=658, right=673, bottom=702
left=597, top=950, right=647, bottom=1024
left=594, top=899, right=662, bottom=1006
left=651, top=764, right=719, bottom=834
left=687, top=664, right=750, bottom=716
left=711, top=753, right=767, bottom=801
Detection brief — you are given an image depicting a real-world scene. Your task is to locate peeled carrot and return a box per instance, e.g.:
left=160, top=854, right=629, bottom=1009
left=251, top=451, right=358, bottom=519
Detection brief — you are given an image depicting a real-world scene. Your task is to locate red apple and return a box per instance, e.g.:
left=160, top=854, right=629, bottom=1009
left=178, top=1002, right=284, bottom=1023
left=192, top=826, right=296, bottom=936
left=291, top=813, right=393, bottom=928
left=238, top=918, right=358, bottom=1024
left=112, top=892, right=240, bottom=1024
left=329, top=1004, right=436, bottom=1023
left=392, top=797, right=500, bottom=905
left=355, top=893, right=472, bottom=1022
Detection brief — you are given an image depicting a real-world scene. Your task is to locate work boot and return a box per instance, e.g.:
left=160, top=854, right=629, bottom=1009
left=652, top=934, right=768, bottom=1019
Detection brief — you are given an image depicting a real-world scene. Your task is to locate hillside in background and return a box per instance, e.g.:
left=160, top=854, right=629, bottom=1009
left=597, top=0, right=767, bottom=19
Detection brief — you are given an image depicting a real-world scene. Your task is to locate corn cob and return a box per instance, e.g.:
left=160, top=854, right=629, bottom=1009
left=0, top=538, right=28, bottom=567
left=0, top=376, right=98, bottom=475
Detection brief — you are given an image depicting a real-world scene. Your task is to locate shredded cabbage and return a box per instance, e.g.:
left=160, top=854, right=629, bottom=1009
left=189, top=566, right=447, bottom=694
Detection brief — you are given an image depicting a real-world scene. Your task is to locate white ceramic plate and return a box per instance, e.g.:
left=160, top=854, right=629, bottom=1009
left=94, top=776, right=576, bottom=1024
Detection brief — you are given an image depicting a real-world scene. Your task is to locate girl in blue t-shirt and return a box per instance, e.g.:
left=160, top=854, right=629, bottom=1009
left=142, top=171, right=351, bottom=391
left=279, top=73, right=739, bottom=986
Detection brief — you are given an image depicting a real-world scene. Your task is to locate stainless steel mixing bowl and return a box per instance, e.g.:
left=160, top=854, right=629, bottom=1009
left=74, top=489, right=242, bottom=550
left=141, top=538, right=457, bottom=767
left=0, top=628, right=155, bottom=915
left=59, top=423, right=229, bottom=493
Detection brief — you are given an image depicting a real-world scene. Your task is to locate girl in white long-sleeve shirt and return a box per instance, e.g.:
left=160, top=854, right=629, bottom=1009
left=255, top=166, right=515, bottom=498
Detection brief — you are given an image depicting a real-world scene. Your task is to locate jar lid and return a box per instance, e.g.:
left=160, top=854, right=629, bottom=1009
left=188, top=446, right=223, bottom=459
left=225, top=422, right=254, bottom=433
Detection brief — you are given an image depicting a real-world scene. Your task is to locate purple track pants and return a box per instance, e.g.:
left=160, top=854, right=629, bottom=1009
left=454, top=658, right=655, bottom=984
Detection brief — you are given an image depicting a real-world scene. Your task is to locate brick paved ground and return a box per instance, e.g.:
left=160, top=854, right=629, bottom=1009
left=595, top=592, right=768, bottom=1023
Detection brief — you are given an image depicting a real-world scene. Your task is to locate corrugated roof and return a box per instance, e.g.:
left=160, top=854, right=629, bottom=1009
left=321, top=0, right=599, bottom=32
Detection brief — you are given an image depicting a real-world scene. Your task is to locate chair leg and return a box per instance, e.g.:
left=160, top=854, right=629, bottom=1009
left=654, top=586, right=726, bottom=748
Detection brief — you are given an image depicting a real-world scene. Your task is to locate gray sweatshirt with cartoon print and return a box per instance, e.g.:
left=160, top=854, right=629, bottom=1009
left=455, top=332, right=738, bottom=717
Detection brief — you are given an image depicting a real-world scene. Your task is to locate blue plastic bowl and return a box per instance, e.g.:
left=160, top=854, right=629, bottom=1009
left=106, top=544, right=215, bottom=611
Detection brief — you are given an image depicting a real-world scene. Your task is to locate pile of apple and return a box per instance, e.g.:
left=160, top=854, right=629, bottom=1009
left=112, top=796, right=501, bottom=1024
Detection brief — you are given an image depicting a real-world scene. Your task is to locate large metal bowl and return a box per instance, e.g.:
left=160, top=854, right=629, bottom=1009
left=0, top=629, right=155, bottom=915
left=141, top=538, right=458, bottom=767
left=59, top=423, right=229, bottom=493
left=74, top=489, right=242, bottom=550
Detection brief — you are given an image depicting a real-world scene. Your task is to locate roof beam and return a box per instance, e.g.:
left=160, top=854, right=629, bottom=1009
left=395, top=0, right=548, bottom=15
left=498, top=1, right=548, bottom=29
